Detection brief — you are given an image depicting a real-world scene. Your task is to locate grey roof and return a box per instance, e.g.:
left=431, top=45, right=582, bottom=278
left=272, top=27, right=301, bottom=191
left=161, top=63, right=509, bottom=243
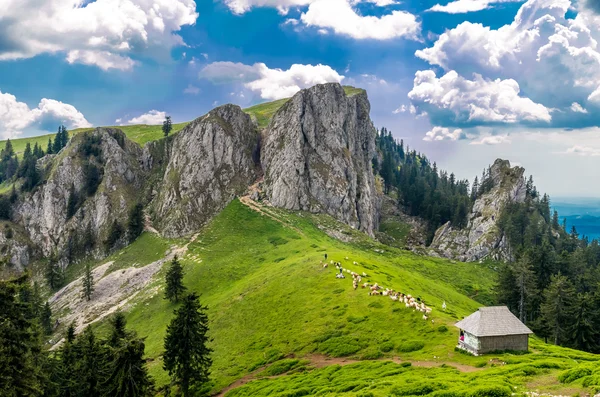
left=455, top=306, right=533, bottom=337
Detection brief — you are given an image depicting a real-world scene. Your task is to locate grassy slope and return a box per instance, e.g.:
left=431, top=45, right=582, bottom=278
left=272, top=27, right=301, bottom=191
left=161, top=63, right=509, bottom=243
left=79, top=199, right=599, bottom=396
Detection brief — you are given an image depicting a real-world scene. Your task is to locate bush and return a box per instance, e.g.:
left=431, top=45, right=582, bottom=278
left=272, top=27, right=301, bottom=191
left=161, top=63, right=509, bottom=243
left=437, top=325, right=448, bottom=333
left=360, top=349, right=383, bottom=360
left=347, top=315, right=367, bottom=324
left=368, top=301, right=383, bottom=309
left=260, top=359, right=303, bottom=376
left=319, top=336, right=365, bottom=357
left=313, top=330, right=343, bottom=343
left=474, top=361, right=487, bottom=368
left=467, top=385, right=511, bottom=397
left=559, top=366, right=593, bottom=383
left=397, top=340, right=425, bottom=353
left=391, top=382, right=444, bottom=396
left=380, top=341, right=395, bottom=352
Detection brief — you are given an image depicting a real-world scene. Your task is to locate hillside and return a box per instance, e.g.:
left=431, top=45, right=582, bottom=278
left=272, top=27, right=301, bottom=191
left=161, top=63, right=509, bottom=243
left=50, top=197, right=600, bottom=396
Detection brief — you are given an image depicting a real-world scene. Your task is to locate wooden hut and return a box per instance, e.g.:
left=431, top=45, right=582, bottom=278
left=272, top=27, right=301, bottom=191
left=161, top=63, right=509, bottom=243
left=455, top=306, right=533, bottom=355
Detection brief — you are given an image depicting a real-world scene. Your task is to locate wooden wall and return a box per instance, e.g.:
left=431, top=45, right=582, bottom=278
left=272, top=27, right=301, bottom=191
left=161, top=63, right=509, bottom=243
left=478, top=334, right=529, bottom=353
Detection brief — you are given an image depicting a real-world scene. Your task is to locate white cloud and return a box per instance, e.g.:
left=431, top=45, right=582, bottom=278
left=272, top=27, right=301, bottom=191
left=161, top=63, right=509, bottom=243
left=0, top=91, right=91, bottom=139
left=200, top=61, right=344, bottom=100
left=428, top=0, right=522, bottom=14
left=571, top=102, right=588, bottom=113
left=469, top=134, right=512, bottom=145
left=414, top=0, right=600, bottom=127
left=423, top=126, right=465, bottom=141
left=392, top=105, right=407, bottom=114
left=408, top=70, right=551, bottom=124
left=0, top=0, right=198, bottom=70
left=565, top=145, right=600, bottom=156
left=300, top=0, right=420, bottom=40
left=183, top=84, right=201, bottom=95
left=126, top=110, right=167, bottom=125
left=224, top=0, right=420, bottom=40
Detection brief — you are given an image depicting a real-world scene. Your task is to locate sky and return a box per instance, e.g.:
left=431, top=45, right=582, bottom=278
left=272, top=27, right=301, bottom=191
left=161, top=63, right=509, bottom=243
left=1, top=0, right=600, bottom=197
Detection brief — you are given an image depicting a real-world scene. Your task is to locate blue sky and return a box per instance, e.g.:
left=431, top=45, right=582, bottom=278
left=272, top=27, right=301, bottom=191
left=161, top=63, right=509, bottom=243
left=1, top=0, right=600, bottom=197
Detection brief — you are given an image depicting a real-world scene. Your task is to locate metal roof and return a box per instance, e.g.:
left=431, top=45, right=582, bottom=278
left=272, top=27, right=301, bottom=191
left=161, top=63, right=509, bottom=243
left=455, top=306, right=533, bottom=337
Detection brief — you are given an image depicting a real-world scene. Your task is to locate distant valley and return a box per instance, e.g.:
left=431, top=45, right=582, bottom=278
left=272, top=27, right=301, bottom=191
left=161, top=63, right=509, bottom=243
left=553, top=198, right=600, bottom=240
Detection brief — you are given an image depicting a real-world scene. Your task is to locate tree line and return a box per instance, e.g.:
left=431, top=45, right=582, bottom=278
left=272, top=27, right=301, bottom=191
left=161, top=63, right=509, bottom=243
left=495, top=179, right=600, bottom=353
left=375, top=127, right=473, bottom=242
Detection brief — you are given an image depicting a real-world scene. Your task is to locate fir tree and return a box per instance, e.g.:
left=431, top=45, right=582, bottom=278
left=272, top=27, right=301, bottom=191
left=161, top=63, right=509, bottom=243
left=82, top=263, right=94, bottom=301
left=104, top=220, right=124, bottom=251
left=58, top=323, right=78, bottom=397
left=164, top=256, right=186, bottom=303
left=513, top=256, right=538, bottom=323
left=162, top=116, right=173, bottom=137
left=46, top=256, right=62, bottom=290
left=47, top=137, right=53, bottom=155
left=539, top=273, right=575, bottom=345
left=163, top=293, right=212, bottom=397
left=108, top=312, right=129, bottom=348
left=569, top=292, right=598, bottom=352
left=552, top=210, right=560, bottom=230
left=74, top=326, right=104, bottom=397
left=127, top=203, right=145, bottom=241
left=104, top=337, right=154, bottom=397
left=41, top=301, right=53, bottom=335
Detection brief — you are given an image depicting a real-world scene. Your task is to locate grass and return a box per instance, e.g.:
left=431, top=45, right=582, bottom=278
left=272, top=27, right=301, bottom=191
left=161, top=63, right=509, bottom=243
left=0, top=123, right=188, bottom=158
left=61, top=198, right=596, bottom=396
left=243, top=85, right=365, bottom=129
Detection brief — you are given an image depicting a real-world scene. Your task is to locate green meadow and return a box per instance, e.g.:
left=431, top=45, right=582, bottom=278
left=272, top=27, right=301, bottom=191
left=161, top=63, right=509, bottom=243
left=69, top=199, right=600, bottom=396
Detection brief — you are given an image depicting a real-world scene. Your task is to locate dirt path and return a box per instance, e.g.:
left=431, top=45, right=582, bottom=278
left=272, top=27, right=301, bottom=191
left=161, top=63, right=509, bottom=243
left=214, top=354, right=483, bottom=396
left=239, top=195, right=305, bottom=236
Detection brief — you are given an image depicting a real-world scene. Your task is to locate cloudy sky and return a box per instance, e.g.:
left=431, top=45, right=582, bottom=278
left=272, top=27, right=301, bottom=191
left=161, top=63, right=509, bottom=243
left=1, top=0, right=599, bottom=197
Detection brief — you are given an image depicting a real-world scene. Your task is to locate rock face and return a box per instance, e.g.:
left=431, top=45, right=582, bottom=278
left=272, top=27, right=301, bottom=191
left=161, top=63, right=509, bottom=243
left=3, top=83, right=383, bottom=270
left=429, top=159, right=526, bottom=262
left=14, top=128, right=145, bottom=262
left=151, top=105, right=260, bottom=237
left=261, top=83, right=379, bottom=235
left=0, top=222, right=33, bottom=272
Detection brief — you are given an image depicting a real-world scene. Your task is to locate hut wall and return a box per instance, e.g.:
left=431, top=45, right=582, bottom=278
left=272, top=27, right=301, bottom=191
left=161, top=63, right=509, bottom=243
left=478, top=334, right=529, bottom=353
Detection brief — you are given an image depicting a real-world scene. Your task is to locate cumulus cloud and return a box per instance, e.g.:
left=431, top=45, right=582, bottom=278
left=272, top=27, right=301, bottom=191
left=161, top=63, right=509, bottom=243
left=423, top=126, right=466, bottom=141
left=469, top=134, right=512, bottom=145
left=408, top=70, right=551, bottom=125
left=0, top=91, right=91, bottom=139
left=565, top=145, right=600, bottom=156
left=413, top=0, right=600, bottom=128
left=126, top=110, right=167, bottom=125
left=428, top=0, right=522, bottom=14
left=300, top=0, right=420, bottom=40
left=0, top=0, right=198, bottom=70
left=225, top=0, right=420, bottom=40
left=200, top=61, right=344, bottom=100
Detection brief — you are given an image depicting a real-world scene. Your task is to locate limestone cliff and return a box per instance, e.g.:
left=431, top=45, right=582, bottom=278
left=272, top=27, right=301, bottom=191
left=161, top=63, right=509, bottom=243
left=429, top=159, right=526, bottom=262
left=261, top=83, right=379, bottom=235
left=150, top=105, right=260, bottom=237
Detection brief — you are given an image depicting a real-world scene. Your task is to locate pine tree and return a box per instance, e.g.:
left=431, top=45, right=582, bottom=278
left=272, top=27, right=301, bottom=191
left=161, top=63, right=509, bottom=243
left=164, top=256, right=186, bottom=303
left=41, top=301, right=53, bottom=335
left=540, top=273, right=575, bottom=345
left=53, top=126, right=64, bottom=154
left=162, top=116, right=173, bottom=137
left=127, top=203, right=144, bottom=241
left=569, top=292, right=598, bottom=352
left=552, top=210, right=560, bottom=230
left=0, top=275, right=44, bottom=395
left=82, top=263, right=94, bottom=301
left=163, top=293, right=212, bottom=397
left=104, top=314, right=154, bottom=396
left=47, top=137, right=54, bottom=155
left=104, top=220, right=124, bottom=251
left=74, top=326, right=104, bottom=397
left=46, top=256, right=62, bottom=290
left=513, top=256, right=538, bottom=323
left=58, top=323, right=78, bottom=397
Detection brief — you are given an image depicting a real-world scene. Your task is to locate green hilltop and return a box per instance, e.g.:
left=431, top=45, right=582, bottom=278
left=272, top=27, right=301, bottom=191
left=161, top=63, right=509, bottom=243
left=61, top=198, right=600, bottom=396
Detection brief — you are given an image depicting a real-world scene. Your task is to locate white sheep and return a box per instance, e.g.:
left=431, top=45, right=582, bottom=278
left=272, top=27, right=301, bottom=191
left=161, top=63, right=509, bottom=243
left=362, top=272, right=367, bottom=277
left=422, top=315, right=428, bottom=321
left=382, top=290, right=389, bottom=296
left=345, top=256, right=349, bottom=260
left=391, top=295, right=398, bottom=301
left=353, top=261, right=358, bottom=265
left=442, top=301, right=447, bottom=311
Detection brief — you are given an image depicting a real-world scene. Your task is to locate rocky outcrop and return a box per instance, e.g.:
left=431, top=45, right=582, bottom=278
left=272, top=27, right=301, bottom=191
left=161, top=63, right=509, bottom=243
left=150, top=105, right=260, bottom=237
left=14, top=128, right=145, bottom=261
left=0, top=222, right=33, bottom=273
left=261, top=83, right=379, bottom=235
left=429, top=159, right=526, bottom=262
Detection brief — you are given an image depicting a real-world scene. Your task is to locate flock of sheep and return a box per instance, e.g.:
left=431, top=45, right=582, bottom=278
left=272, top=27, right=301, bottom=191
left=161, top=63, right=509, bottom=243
left=323, top=256, right=443, bottom=321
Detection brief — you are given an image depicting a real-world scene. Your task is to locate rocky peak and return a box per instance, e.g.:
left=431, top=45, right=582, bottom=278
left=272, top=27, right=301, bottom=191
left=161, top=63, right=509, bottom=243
left=261, top=83, right=379, bottom=235
left=429, top=159, right=526, bottom=262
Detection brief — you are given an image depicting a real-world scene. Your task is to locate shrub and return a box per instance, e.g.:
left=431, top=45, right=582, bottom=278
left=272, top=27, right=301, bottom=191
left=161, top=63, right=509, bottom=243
left=260, top=359, right=302, bottom=376
left=391, top=382, right=444, bottom=396
left=397, top=340, right=425, bottom=353
left=380, top=341, right=395, bottom=352
left=313, top=330, right=343, bottom=343
left=467, top=385, right=511, bottom=397
left=360, top=349, right=383, bottom=360
left=474, top=361, right=487, bottom=368
left=437, top=325, right=448, bottom=333
left=347, top=315, right=367, bottom=324
left=368, top=301, right=383, bottom=309
left=559, top=366, right=593, bottom=383
left=319, top=336, right=365, bottom=357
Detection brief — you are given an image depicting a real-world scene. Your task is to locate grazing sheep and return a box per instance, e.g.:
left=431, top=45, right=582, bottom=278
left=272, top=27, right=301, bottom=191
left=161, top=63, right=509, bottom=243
left=345, top=256, right=349, bottom=260
left=442, top=301, right=447, bottom=311
left=382, top=290, right=389, bottom=296
left=323, top=263, right=328, bottom=268
left=353, top=261, right=358, bottom=265
left=422, top=315, right=428, bottom=321
left=391, top=295, right=398, bottom=301
left=362, top=272, right=367, bottom=277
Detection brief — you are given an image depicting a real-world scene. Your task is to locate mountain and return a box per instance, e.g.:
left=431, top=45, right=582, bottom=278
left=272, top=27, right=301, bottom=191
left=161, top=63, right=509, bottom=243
left=3, top=83, right=600, bottom=396
left=429, top=159, right=526, bottom=262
